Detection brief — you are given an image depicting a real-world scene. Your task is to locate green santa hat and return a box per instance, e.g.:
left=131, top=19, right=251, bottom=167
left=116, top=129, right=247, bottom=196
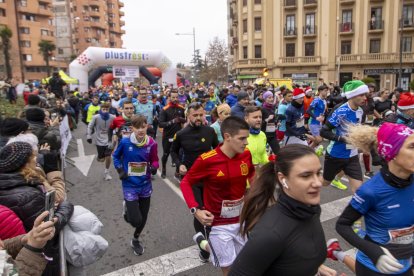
left=342, top=80, right=369, bottom=99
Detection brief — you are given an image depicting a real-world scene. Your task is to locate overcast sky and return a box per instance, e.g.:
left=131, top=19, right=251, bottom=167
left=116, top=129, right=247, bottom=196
left=122, top=0, right=228, bottom=66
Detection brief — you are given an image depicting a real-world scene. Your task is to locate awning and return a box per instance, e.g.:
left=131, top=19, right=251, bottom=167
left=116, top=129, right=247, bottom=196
left=237, top=75, right=258, bottom=80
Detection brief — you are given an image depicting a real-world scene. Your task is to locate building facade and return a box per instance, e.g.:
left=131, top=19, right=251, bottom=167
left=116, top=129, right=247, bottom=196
left=228, top=0, right=414, bottom=90
left=0, top=0, right=124, bottom=82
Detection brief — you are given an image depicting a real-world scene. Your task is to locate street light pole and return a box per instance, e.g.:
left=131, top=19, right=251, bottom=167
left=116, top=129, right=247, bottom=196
left=399, top=0, right=405, bottom=88
left=175, top=27, right=197, bottom=81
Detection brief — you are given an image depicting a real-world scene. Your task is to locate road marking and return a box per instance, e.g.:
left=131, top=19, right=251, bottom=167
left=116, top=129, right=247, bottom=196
left=157, top=171, right=184, bottom=201
left=69, top=139, right=95, bottom=176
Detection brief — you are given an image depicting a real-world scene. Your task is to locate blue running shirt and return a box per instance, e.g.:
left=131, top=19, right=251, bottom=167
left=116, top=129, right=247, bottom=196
left=309, top=97, right=327, bottom=126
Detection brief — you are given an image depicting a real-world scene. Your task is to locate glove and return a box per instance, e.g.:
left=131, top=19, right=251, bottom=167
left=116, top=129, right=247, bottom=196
left=107, top=142, right=113, bottom=150
left=150, top=165, right=158, bottom=176
left=42, top=152, right=59, bottom=174
left=376, top=247, right=404, bottom=274
left=86, top=138, right=92, bottom=144
left=116, top=167, right=128, bottom=180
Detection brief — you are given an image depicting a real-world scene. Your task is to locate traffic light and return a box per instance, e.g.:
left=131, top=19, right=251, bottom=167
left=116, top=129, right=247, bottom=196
left=263, top=68, right=269, bottom=77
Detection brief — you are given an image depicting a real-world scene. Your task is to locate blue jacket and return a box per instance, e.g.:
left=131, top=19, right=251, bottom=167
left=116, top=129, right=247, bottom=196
left=231, top=103, right=246, bottom=119
left=226, top=94, right=238, bottom=108
left=285, top=102, right=306, bottom=137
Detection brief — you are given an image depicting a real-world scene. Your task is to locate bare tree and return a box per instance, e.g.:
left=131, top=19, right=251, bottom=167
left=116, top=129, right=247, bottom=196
left=201, top=37, right=228, bottom=83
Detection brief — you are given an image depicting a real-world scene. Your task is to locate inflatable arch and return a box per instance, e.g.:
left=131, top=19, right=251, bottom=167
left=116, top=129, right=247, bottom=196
left=69, top=47, right=177, bottom=92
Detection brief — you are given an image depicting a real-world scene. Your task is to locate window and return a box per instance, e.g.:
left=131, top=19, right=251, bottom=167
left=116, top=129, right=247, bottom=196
left=109, top=22, right=116, bottom=27
left=58, top=48, right=64, bottom=54
left=19, top=41, right=31, bottom=47
left=108, top=13, right=115, bottom=19
left=369, top=39, right=380, bottom=53
left=22, top=54, right=32, bottom=61
left=243, top=19, right=248, bottom=33
left=39, top=3, right=48, bottom=9
left=402, top=37, right=412, bottom=52
left=305, top=42, right=315, bottom=56
left=22, top=14, right=36, bottom=21
left=41, top=29, right=50, bottom=36
left=0, top=8, right=5, bottom=17
left=254, top=17, right=261, bottom=32
left=84, top=27, right=90, bottom=32
left=370, top=7, right=382, bottom=30
left=48, top=19, right=53, bottom=25
left=286, top=15, right=295, bottom=34
left=243, top=46, right=248, bottom=59
left=19, top=27, right=30, bottom=34
left=110, top=42, right=116, bottom=47
left=83, top=5, right=89, bottom=12
left=17, top=0, right=27, bottom=7
left=402, top=5, right=414, bottom=27
left=54, top=6, right=65, bottom=12
left=254, top=45, right=262, bottom=58
left=108, top=3, right=115, bottom=9
left=86, top=38, right=92, bottom=43
left=342, top=10, right=352, bottom=23
left=83, top=16, right=90, bottom=21
left=254, top=0, right=261, bottom=4
left=286, top=43, right=295, bottom=57
left=341, top=40, right=352, bottom=54
left=305, top=13, right=315, bottom=34
left=243, top=0, right=247, bottom=6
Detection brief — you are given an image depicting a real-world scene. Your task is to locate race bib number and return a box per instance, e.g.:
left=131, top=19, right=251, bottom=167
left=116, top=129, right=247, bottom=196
left=168, top=138, right=174, bottom=142
left=296, top=117, right=304, bottom=128
left=128, top=162, right=147, bottom=177
left=388, top=225, right=414, bottom=245
left=266, top=123, right=276, bottom=133
left=220, top=197, right=244, bottom=218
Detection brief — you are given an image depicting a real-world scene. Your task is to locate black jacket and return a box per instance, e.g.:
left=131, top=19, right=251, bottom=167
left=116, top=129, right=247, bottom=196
left=158, top=103, right=185, bottom=139
left=28, top=121, right=61, bottom=151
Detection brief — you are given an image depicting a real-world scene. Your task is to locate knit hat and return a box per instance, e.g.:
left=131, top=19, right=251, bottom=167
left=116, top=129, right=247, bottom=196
left=217, top=103, right=231, bottom=115
left=292, top=88, right=305, bottom=100
left=263, top=91, right=273, bottom=100
left=377, top=123, right=414, bottom=162
left=0, top=142, right=33, bottom=173
left=397, top=93, right=414, bottom=110
left=0, top=118, right=29, bottom=137
left=25, top=107, right=45, bottom=122
left=237, top=91, right=249, bottom=101
left=342, top=80, right=369, bottom=99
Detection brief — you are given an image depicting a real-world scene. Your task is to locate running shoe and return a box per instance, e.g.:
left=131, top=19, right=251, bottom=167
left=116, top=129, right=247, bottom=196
left=193, top=232, right=210, bottom=263
left=171, top=163, right=176, bottom=167
left=330, top=179, right=347, bottom=190
left=104, top=173, right=112, bottom=181
left=315, top=145, right=324, bottom=157
left=131, top=238, right=144, bottom=255
left=364, top=171, right=374, bottom=178
left=326, top=238, right=342, bottom=261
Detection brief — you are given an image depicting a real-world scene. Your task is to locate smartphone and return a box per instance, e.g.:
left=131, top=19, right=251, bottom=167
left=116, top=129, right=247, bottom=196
left=44, top=190, right=56, bottom=222
left=51, top=113, right=57, bottom=120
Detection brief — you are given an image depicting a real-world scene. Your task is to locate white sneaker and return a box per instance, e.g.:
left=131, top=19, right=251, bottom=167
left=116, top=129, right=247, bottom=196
left=104, top=173, right=112, bottom=181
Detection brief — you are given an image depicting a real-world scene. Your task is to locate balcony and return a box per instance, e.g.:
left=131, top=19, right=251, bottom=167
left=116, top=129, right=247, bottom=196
left=338, top=52, right=414, bottom=65
left=339, top=22, right=354, bottom=35
left=284, top=0, right=296, bottom=9
left=90, top=20, right=101, bottom=28
left=400, top=18, right=414, bottom=31
left=278, top=56, right=321, bottom=67
left=120, top=20, right=125, bottom=26
left=89, top=9, right=100, bottom=17
left=118, top=1, right=124, bottom=7
left=284, top=26, right=297, bottom=38
left=119, top=10, right=124, bottom=16
left=233, top=58, right=266, bottom=69
left=232, top=19, right=238, bottom=26
left=368, top=20, right=383, bottom=33
left=303, top=25, right=317, bottom=37
left=340, top=0, right=355, bottom=4
left=37, top=7, right=53, bottom=17
left=303, top=0, right=317, bottom=8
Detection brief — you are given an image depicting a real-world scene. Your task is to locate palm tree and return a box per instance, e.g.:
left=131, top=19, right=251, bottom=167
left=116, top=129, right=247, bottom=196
left=38, top=40, right=56, bottom=76
left=0, top=26, right=13, bottom=80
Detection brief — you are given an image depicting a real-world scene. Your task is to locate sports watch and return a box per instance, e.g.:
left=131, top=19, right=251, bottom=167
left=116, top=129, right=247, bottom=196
left=190, top=207, right=198, bottom=215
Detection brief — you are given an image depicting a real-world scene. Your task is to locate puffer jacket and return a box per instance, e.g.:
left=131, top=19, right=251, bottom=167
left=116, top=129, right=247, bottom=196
left=0, top=205, right=26, bottom=240
left=27, top=121, right=61, bottom=151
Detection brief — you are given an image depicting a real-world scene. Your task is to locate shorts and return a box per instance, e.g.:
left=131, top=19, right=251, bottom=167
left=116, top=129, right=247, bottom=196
left=208, top=223, right=246, bottom=268
left=323, top=153, right=363, bottom=182
left=309, top=124, right=322, bottom=137
left=284, top=136, right=308, bottom=146
left=123, top=184, right=152, bottom=201
left=276, top=130, right=285, bottom=141
left=96, top=145, right=112, bottom=160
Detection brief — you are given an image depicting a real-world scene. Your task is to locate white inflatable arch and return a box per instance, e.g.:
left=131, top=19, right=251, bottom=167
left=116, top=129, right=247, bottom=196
left=69, top=47, right=177, bottom=92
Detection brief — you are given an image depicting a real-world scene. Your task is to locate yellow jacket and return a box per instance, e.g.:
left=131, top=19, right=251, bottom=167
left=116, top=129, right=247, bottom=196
left=247, top=131, right=268, bottom=165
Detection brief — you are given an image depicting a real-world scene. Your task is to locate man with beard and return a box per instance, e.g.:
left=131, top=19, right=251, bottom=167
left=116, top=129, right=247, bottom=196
left=245, top=106, right=268, bottom=166
left=134, top=87, right=156, bottom=137
left=171, top=102, right=219, bottom=261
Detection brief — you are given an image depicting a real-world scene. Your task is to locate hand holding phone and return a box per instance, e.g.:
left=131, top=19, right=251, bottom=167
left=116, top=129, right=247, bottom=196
left=44, top=190, right=56, bottom=222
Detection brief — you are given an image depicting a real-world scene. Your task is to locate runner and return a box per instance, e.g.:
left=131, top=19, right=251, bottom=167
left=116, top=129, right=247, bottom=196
left=245, top=106, right=268, bottom=166
left=87, top=102, right=115, bottom=181
left=261, top=91, right=280, bottom=154
left=307, top=85, right=328, bottom=156
left=109, top=100, right=135, bottom=149
left=230, top=144, right=334, bottom=276
left=396, top=92, right=414, bottom=128
left=134, top=87, right=156, bottom=138
left=211, top=104, right=231, bottom=143
left=333, top=122, right=414, bottom=275
left=112, top=115, right=159, bottom=256
left=320, top=80, right=367, bottom=192
left=276, top=89, right=293, bottom=143
left=180, top=116, right=255, bottom=275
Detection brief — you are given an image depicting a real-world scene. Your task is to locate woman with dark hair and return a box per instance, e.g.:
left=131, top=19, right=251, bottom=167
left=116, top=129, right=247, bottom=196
left=229, top=144, right=335, bottom=276
left=373, top=89, right=393, bottom=126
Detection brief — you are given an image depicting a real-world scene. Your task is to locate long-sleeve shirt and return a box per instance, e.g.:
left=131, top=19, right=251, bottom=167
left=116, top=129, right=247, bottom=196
left=158, top=103, right=185, bottom=139
left=87, top=114, right=115, bottom=146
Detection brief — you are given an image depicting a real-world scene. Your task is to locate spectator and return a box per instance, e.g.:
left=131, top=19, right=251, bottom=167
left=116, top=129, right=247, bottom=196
left=0, top=118, right=30, bottom=148
left=26, top=108, right=61, bottom=151
left=48, top=72, right=67, bottom=99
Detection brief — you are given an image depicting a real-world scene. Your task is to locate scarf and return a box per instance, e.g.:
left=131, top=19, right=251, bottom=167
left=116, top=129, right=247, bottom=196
left=249, top=127, right=261, bottom=135
left=122, top=113, right=131, bottom=122
left=130, top=133, right=148, bottom=147
left=262, top=102, right=274, bottom=111
left=99, top=110, right=109, bottom=121
left=380, top=165, right=413, bottom=189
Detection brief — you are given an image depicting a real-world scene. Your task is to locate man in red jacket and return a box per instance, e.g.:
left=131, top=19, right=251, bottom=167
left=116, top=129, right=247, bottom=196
left=180, top=116, right=255, bottom=274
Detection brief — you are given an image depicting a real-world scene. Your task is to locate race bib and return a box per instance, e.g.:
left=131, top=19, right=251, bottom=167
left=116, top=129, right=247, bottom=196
left=366, top=115, right=374, bottom=124
left=220, top=197, right=244, bottom=218
left=266, top=123, right=276, bottom=133
left=388, top=225, right=414, bottom=245
left=296, top=117, right=305, bottom=128
left=168, top=138, right=174, bottom=142
left=127, top=162, right=147, bottom=177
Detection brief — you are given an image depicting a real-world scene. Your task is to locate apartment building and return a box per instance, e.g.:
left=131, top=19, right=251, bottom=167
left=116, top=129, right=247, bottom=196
left=228, top=0, right=414, bottom=90
left=0, top=0, right=124, bottom=82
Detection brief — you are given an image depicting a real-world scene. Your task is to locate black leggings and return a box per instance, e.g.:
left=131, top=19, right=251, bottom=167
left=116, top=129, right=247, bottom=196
left=125, top=197, right=151, bottom=239
left=161, top=137, right=173, bottom=168
left=265, top=134, right=280, bottom=154
left=356, top=260, right=413, bottom=276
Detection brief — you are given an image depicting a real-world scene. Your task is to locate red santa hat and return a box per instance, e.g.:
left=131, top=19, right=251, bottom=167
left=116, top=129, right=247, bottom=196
left=292, top=88, right=305, bottom=100
left=398, top=93, right=414, bottom=110
left=305, top=86, right=313, bottom=95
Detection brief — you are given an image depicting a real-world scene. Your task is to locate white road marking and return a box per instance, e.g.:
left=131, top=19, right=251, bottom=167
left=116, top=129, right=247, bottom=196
left=69, top=139, right=95, bottom=176
left=157, top=171, right=184, bottom=201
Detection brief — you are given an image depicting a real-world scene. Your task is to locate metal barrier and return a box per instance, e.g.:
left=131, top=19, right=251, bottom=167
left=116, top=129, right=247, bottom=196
left=59, top=150, right=69, bottom=276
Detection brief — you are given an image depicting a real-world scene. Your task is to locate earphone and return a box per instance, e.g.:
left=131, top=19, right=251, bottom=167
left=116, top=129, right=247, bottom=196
left=282, top=179, right=289, bottom=189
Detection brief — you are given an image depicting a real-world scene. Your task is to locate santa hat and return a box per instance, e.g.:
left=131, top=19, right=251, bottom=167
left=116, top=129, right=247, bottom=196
left=397, top=93, right=414, bottom=110
left=292, top=88, right=305, bottom=100
left=305, top=86, right=313, bottom=95
left=342, top=80, right=369, bottom=99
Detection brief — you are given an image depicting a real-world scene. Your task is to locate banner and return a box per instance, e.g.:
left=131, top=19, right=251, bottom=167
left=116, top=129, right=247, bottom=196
left=113, top=66, right=140, bottom=78
left=59, top=115, right=72, bottom=156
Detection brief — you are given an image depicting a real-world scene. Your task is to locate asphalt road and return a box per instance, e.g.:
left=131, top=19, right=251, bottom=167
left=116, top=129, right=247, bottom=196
left=64, top=122, right=377, bottom=276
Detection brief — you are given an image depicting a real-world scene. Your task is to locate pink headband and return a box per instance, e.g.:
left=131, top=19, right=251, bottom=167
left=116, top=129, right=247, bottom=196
left=377, top=123, right=414, bottom=161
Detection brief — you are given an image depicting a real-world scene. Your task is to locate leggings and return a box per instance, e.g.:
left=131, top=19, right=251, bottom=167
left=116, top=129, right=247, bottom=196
left=161, top=137, right=173, bottom=169
left=265, top=133, right=280, bottom=154
left=356, top=260, right=413, bottom=276
left=363, top=153, right=371, bottom=172
left=125, top=197, right=151, bottom=239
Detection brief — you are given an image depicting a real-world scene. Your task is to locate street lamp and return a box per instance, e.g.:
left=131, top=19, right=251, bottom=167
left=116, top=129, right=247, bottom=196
left=399, top=0, right=405, bottom=88
left=175, top=27, right=196, bottom=81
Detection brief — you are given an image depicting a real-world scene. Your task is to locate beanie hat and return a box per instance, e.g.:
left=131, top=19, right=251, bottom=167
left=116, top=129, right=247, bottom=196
left=342, top=80, right=369, bottom=99
left=237, top=91, right=249, bottom=101
left=397, top=93, right=414, bottom=110
left=0, top=142, right=33, bottom=173
left=292, top=88, right=305, bottom=100
left=25, top=107, right=45, bottom=122
left=0, top=118, right=29, bottom=137
left=217, top=103, right=231, bottom=115
left=263, top=91, right=273, bottom=100
left=27, top=94, right=40, bottom=106
left=7, top=133, right=39, bottom=151
left=377, top=123, right=414, bottom=162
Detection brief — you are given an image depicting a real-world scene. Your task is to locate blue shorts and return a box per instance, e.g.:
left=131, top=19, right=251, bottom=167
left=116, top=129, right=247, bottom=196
left=123, top=184, right=152, bottom=201
left=309, top=124, right=322, bottom=137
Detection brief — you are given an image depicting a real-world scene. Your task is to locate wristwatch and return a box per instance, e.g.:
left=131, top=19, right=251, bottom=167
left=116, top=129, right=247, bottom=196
left=190, top=207, right=198, bottom=215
